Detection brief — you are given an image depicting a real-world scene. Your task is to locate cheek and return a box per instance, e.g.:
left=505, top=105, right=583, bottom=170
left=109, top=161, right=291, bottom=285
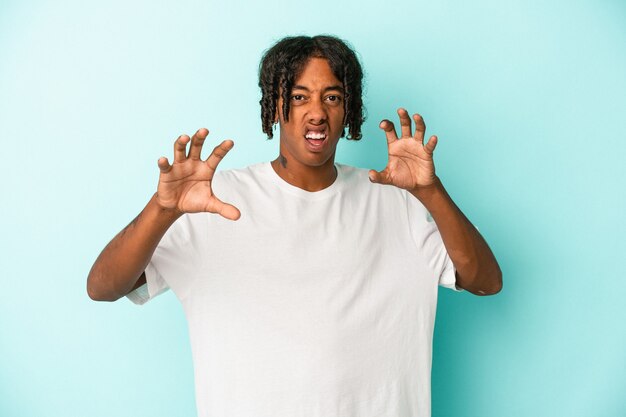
left=278, top=125, right=303, bottom=151
left=331, top=110, right=346, bottom=132
left=333, top=108, right=346, bottom=124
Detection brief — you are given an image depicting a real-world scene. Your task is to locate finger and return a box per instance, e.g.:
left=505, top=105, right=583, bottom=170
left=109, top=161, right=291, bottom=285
left=379, top=120, right=399, bottom=144
left=157, top=156, right=172, bottom=173
left=398, top=108, right=413, bottom=138
left=208, top=197, right=241, bottom=221
left=424, top=135, right=438, bottom=155
left=188, top=128, right=209, bottom=160
left=368, top=169, right=392, bottom=185
left=206, top=140, right=235, bottom=171
left=412, top=113, right=426, bottom=144
left=174, top=135, right=190, bottom=163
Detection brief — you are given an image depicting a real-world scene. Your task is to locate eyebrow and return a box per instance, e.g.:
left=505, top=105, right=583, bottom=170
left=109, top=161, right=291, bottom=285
left=292, top=84, right=345, bottom=93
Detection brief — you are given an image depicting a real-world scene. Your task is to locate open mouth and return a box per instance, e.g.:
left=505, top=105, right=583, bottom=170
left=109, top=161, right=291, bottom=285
left=304, top=130, right=327, bottom=150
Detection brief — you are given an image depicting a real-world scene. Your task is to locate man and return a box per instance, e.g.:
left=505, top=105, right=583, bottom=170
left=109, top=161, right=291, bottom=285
left=87, top=35, right=501, bottom=417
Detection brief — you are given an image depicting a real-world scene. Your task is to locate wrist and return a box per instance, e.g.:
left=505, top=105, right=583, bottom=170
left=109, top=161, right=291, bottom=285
left=409, top=177, right=445, bottom=203
left=150, top=193, right=184, bottom=220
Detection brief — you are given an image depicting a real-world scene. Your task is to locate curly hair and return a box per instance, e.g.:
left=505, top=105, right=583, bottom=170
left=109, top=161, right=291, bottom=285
left=258, top=35, right=365, bottom=140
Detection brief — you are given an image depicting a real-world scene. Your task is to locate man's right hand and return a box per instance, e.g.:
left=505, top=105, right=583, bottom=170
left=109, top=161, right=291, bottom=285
left=156, top=128, right=241, bottom=220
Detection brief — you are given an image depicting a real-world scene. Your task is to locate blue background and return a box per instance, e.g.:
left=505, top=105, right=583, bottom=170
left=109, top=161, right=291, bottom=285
left=1, top=0, right=625, bottom=416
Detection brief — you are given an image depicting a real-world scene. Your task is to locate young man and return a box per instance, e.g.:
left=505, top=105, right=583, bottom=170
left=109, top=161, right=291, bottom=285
left=87, top=35, right=501, bottom=417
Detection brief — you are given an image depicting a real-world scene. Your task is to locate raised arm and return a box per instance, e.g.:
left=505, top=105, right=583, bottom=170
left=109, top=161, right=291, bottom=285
left=87, top=128, right=240, bottom=301
left=369, top=109, right=502, bottom=295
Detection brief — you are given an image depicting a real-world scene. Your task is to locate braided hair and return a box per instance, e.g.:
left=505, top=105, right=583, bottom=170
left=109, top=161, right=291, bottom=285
left=258, top=35, right=365, bottom=140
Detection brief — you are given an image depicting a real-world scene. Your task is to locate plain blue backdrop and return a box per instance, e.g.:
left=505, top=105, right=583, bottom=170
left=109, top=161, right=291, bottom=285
left=1, top=0, right=625, bottom=416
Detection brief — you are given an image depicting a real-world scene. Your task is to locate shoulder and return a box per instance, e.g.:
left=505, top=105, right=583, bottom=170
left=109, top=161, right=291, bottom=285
left=336, top=163, right=367, bottom=182
left=336, top=163, right=406, bottom=199
left=211, top=162, right=268, bottom=192
left=213, top=162, right=266, bottom=183
left=333, top=164, right=369, bottom=198
left=337, top=163, right=430, bottom=216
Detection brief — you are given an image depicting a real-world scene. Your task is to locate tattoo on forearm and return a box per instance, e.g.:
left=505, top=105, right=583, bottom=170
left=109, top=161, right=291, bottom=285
left=279, top=154, right=287, bottom=168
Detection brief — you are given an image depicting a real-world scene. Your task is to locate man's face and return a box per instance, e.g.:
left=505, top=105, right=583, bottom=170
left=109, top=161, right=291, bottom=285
left=276, top=57, right=345, bottom=170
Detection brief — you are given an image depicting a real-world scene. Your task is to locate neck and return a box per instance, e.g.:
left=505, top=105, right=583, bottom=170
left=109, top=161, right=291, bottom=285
left=270, top=154, right=337, bottom=192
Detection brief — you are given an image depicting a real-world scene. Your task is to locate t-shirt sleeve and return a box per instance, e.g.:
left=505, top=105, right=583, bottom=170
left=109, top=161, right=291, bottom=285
left=125, top=262, right=170, bottom=305
left=125, top=214, right=193, bottom=305
left=404, top=192, right=463, bottom=292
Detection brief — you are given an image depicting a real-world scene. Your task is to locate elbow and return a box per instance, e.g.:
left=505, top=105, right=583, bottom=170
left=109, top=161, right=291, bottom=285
left=86, top=271, right=121, bottom=302
left=457, top=263, right=503, bottom=296
left=87, top=285, right=120, bottom=302
left=87, top=283, right=106, bottom=302
left=477, top=278, right=502, bottom=295
left=474, top=266, right=503, bottom=296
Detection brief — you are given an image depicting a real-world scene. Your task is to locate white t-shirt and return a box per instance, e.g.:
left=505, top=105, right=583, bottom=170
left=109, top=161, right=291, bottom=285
left=128, top=162, right=459, bottom=417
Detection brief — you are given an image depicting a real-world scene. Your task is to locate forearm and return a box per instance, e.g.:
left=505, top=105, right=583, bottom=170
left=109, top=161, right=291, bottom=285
left=87, top=194, right=182, bottom=301
left=410, top=178, right=502, bottom=295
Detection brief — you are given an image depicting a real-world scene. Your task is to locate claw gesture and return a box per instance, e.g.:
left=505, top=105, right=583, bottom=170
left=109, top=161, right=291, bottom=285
left=368, top=108, right=438, bottom=191
left=156, top=128, right=241, bottom=220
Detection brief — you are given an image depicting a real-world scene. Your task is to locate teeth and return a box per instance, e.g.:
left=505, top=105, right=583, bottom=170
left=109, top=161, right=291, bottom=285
left=305, top=132, right=326, bottom=139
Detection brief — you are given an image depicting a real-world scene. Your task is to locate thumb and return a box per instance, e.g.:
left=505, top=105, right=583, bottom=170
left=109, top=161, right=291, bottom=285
left=208, top=196, right=241, bottom=221
left=219, top=203, right=241, bottom=221
left=368, top=169, right=390, bottom=185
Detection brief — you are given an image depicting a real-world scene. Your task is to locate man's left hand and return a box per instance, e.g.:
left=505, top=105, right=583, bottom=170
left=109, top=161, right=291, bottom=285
left=369, top=108, right=438, bottom=191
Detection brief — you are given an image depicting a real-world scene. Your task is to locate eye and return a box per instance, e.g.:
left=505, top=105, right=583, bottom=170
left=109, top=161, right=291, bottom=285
left=291, top=94, right=305, bottom=101
left=325, top=95, right=343, bottom=105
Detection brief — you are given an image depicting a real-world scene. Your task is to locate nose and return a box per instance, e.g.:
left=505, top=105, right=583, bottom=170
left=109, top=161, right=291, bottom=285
left=307, top=97, right=327, bottom=124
